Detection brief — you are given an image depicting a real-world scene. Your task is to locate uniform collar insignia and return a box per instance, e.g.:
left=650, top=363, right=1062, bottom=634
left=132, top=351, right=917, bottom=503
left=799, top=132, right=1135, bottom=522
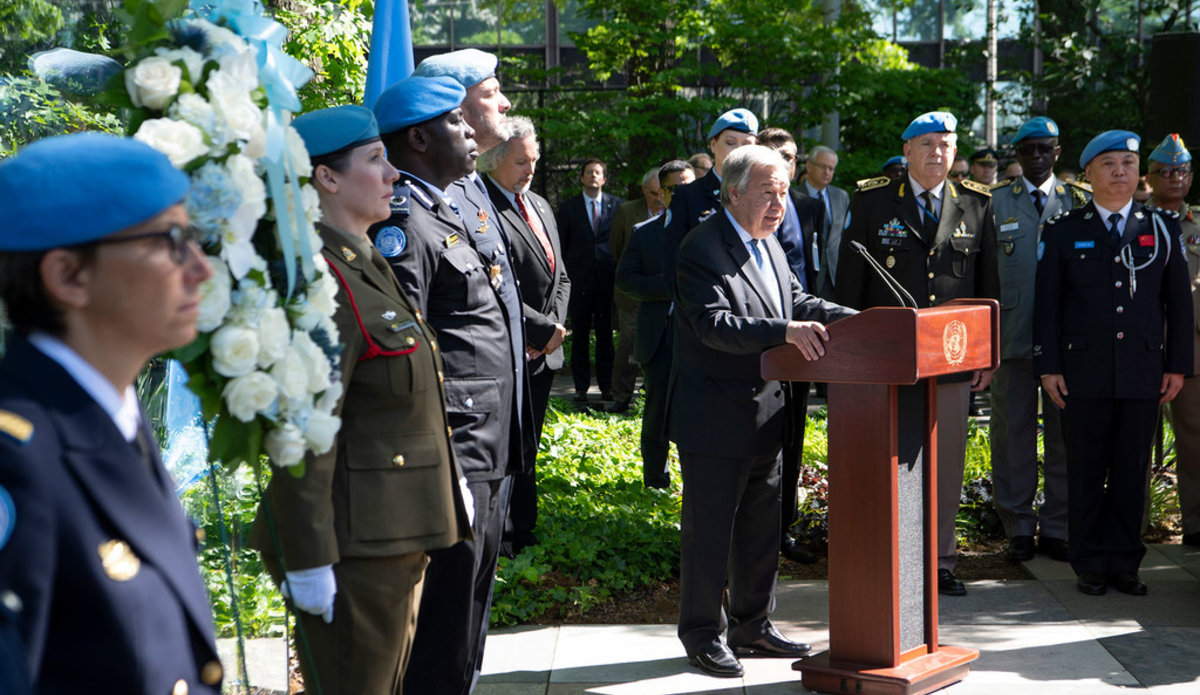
left=341, top=246, right=357, bottom=261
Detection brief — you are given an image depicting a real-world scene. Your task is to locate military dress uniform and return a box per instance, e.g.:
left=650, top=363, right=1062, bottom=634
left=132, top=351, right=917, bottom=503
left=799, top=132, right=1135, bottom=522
left=1169, top=204, right=1200, bottom=543
left=990, top=174, right=1090, bottom=550
left=663, top=168, right=723, bottom=293
left=1033, top=201, right=1192, bottom=579
left=836, top=173, right=999, bottom=576
left=372, top=175, right=526, bottom=695
left=253, top=222, right=471, bottom=694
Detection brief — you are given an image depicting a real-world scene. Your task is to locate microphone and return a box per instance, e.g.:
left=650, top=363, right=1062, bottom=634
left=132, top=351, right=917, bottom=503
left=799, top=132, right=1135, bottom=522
left=849, top=240, right=918, bottom=308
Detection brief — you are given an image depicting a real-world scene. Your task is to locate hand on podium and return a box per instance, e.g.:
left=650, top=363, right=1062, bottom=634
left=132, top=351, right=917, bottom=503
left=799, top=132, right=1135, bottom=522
left=785, top=321, right=830, bottom=361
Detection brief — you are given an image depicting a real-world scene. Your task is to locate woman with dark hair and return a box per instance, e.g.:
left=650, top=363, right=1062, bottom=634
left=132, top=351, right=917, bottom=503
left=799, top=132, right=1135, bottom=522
left=252, top=105, right=472, bottom=695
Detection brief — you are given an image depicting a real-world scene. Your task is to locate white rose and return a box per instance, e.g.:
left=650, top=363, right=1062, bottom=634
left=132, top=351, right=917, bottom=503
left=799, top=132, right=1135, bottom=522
left=257, top=306, right=291, bottom=368
left=221, top=237, right=267, bottom=279
left=125, top=55, right=181, bottom=110
left=292, top=330, right=333, bottom=394
left=155, top=45, right=206, bottom=84
left=196, top=256, right=232, bottom=332
left=264, top=424, right=306, bottom=467
left=222, top=371, right=278, bottom=423
left=286, top=126, right=313, bottom=178
left=210, top=324, right=260, bottom=377
left=217, top=50, right=259, bottom=93
left=271, top=347, right=311, bottom=402
left=133, top=118, right=207, bottom=168
left=226, top=155, right=267, bottom=220
left=301, top=184, right=322, bottom=223
left=304, top=409, right=340, bottom=455
left=315, top=381, right=344, bottom=413
left=307, top=272, right=338, bottom=319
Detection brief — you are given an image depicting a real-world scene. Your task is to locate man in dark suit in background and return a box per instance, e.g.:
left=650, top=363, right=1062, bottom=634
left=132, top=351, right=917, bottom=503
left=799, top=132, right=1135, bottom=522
left=480, top=115, right=570, bottom=554
left=1034, top=130, right=1192, bottom=597
left=669, top=145, right=855, bottom=678
left=615, top=159, right=693, bottom=488
left=796, top=145, right=850, bottom=301
left=557, top=159, right=623, bottom=405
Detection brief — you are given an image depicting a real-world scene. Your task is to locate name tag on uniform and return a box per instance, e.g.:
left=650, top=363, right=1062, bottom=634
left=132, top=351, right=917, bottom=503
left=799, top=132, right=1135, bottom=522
left=1074, top=241, right=1095, bottom=249
left=999, top=221, right=1019, bottom=233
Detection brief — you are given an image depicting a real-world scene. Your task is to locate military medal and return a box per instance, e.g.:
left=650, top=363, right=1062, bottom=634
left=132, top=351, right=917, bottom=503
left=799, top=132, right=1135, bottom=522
left=490, top=264, right=502, bottom=289
left=886, top=255, right=896, bottom=269
left=1003, top=241, right=1014, bottom=255
left=476, top=209, right=489, bottom=234
left=1187, top=235, right=1200, bottom=246
left=382, top=310, right=397, bottom=321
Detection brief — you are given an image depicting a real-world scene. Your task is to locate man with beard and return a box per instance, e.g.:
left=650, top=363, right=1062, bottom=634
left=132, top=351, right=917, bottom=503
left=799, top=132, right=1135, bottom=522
left=370, top=73, right=525, bottom=695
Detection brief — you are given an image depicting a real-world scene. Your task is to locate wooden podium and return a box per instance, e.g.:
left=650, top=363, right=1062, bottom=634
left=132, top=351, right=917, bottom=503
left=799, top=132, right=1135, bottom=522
left=761, top=299, right=999, bottom=695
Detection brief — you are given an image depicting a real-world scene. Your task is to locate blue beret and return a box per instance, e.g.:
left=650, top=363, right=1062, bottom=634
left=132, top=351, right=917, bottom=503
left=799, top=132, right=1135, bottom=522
left=1079, top=130, right=1140, bottom=169
left=0, top=133, right=189, bottom=252
left=1149, top=133, right=1191, bottom=165
left=1010, top=116, right=1059, bottom=144
left=28, top=48, right=122, bottom=96
left=901, top=111, right=957, bottom=140
left=707, top=108, right=759, bottom=140
left=412, top=49, right=498, bottom=88
left=882, top=155, right=908, bottom=170
left=374, top=75, right=467, bottom=135
left=293, top=105, right=381, bottom=158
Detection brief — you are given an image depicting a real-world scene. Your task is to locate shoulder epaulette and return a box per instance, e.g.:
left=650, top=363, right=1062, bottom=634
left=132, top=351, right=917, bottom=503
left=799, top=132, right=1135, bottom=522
left=0, top=410, right=33, bottom=444
left=958, top=179, right=992, bottom=197
left=1045, top=210, right=1070, bottom=226
left=1147, top=205, right=1180, bottom=220
left=1067, top=180, right=1092, bottom=193
left=989, top=180, right=1012, bottom=191
left=388, top=182, right=413, bottom=217
left=856, top=176, right=891, bottom=192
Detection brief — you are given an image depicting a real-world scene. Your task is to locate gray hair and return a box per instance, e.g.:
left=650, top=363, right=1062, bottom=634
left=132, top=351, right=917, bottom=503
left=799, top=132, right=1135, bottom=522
left=641, top=166, right=660, bottom=188
left=809, top=145, right=838, bottom=162
left=477, top=115, right=538, bottom=173
left=720, top=145, right=789, bottom=206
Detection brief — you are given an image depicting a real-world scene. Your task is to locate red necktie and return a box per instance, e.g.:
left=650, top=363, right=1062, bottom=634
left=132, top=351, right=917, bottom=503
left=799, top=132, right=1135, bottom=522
left=517, top=193, right=555, bottom=273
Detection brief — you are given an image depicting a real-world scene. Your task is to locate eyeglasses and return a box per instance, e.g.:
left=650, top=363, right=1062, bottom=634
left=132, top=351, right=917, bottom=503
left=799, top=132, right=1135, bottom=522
left=88, top=225, right=204, bottom=265
left=1150, top=166, right=1193, bottom=179
left=947, top=171, right=968, bottom=179
left=1016, top=143, right=1057, bottom=156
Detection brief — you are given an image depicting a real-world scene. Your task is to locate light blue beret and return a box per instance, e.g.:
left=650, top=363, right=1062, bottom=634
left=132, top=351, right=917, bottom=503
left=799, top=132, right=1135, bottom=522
left=901, top=111, right=957, bottom=140
left=882, top=155, right=908, bottom=170
left=374, top=75, right=467, bottom=135
left=1010, top=116, right=1059, bottom=144
left=1079, top=130, right=1140, bottom=169
left=0, top=133, right=189, bottom=252
left=1149, top=133, right=1191, bottom=165
left=293, top=105, right=381, bottom=158
left=412, top=49, right=497, bottom=88
left=707, top=108, right=759, bottom=140
left=28, top=48, right=123, bottom=95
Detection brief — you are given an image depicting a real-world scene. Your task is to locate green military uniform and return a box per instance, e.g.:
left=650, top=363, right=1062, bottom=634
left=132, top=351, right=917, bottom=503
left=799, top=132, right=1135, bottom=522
left=1168, top=204, right=1200, bottom=540
left=253, top=223, right=472, bottom=694
left=989, top=176, right=1090, bottom=547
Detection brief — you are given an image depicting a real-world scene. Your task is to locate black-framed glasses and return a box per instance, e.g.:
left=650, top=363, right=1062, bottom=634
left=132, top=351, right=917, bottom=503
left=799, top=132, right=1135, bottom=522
left=1016, top=143, right=1057, bottom=156
left=88, top=225, right=204, bottom=265
left=1150, top=166, right=1193, bottom=179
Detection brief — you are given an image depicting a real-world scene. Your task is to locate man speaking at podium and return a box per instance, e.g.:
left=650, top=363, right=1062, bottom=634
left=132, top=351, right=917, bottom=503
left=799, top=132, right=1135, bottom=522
left=836, top=112, right=999, bottom=597
left=669, top=145, right=856, bottom=678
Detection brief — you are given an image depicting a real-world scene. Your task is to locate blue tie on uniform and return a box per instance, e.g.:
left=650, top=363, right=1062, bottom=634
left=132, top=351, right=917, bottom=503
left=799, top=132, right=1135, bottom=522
left=1108, top=213, right=1122, bottom=245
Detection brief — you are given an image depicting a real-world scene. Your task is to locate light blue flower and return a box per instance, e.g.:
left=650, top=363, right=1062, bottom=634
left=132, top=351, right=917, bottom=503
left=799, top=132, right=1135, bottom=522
left=186, top=160, right=241, bottom=235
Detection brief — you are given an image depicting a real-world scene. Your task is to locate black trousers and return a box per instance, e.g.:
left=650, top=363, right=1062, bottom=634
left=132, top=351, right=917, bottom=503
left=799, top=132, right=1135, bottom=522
left=678, top=449, right=781, bottom=655
left=568, top=282, right=614, bottom=395
left=780, top=382, right=810, bottom=537
left=639, top=335, right=673, bottom=487
left=1061, top=397, right=1157, bottom=576
left=403, top=475, right=512, bottom=695
left=506, top=366, right=555, bottom=543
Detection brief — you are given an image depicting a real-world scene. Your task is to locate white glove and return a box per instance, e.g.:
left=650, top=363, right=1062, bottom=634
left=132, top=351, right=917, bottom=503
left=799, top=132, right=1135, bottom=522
left=280, top=565, right=336, bottom=623
left=459, top=477, right=476, bottom=527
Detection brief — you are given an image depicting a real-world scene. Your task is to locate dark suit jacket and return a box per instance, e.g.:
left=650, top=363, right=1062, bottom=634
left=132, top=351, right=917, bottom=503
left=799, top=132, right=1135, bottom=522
left=1033, top=201, right=1193, bottom=399
left=484, top=177, right=571, bottom=373
left=0, top=334, right=220, bottom=695
left=370, top=178, right=524, bottom=480
left=557, top=191, right=623, bottom=292
left=775, top=190, right=826, bottom=292
left=668, top=212, right=856, bottom=460
left=836, top=176, right=999, bottom=311
left=255, top=224, right=472, bottom=572
left=663, top=169, right=723, bottom=295
left=615, top=214, right=671, bottom=365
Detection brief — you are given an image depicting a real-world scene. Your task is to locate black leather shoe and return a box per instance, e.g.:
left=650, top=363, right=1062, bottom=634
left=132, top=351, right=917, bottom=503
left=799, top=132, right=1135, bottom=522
left=572, top=391, right=588, bottom=404
left=1182, top=532, right=1200, bottom=547
left=1077, top=573, right=1107, bottom=596
left=731, top=627, right=812, bottom=658
left=605, top=399, right=630, bottom=414
left=1006, top=535, right=1035, bottom=562
left=780, top=535, right=817, bottom=564
left=1037, top=536, right=1070, bottom=562
left=687, top=644, right=743, bottom=677
left=1108, top=572, right=1148, bottom=596
left=938, top=569, right=966, bottom=596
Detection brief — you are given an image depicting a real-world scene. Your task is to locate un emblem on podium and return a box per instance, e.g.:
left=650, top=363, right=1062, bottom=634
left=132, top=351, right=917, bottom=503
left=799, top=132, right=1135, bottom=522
left=943, top=319, right=968, bottom=366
